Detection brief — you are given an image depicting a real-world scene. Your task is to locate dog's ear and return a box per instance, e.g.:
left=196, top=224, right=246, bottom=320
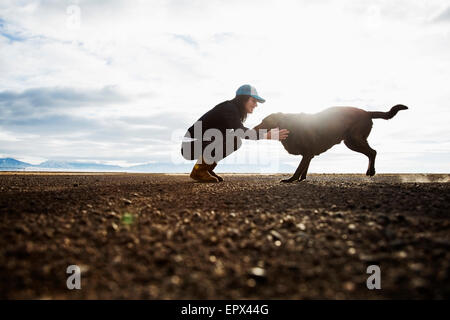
left=268, top=112, right=284, bottom=128
left=273, top=112, right=283, bottom=122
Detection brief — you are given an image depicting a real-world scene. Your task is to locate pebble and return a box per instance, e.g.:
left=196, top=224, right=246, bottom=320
left=122, top=198, right=132, bottom=205
left=111, top=222, right=119, bottom=231
left=247, top=278, right=257, bottom=287
left=249, top=267, right=266, bottom=278
left=343, top=281, right=355, bottom=291
left=270, top=230, right=284, bottom=241
left=297, top=223, right=306, bottom=231
left=170, top=275, right=182, bottom=286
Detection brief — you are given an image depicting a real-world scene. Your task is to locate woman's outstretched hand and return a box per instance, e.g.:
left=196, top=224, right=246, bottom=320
left=265, top=128, right=289, bottom=140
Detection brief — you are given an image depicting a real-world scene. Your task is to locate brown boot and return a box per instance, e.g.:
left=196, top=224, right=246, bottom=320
left=206, top=162, right=224, bottom=182
left=189, top=159, right=219, bottom=183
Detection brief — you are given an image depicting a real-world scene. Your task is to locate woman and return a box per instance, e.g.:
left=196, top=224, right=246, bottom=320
left=181, top=84, right=289, bottom=182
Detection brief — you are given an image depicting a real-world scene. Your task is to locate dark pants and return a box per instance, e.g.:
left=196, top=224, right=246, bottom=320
left=181, top=136, right=242, bottom=163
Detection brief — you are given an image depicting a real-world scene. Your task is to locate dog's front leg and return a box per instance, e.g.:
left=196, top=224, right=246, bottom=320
left=281, top=155, right=313, bottom=183
left=299, top=156, right=313, bottom=181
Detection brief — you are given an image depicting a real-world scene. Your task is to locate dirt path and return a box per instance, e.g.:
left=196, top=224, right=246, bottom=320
left=0, top=173, right=449, bottom=299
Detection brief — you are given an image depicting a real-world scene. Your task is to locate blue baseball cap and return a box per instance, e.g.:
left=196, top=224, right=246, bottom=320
left=236, top=84, right=265, bottom=103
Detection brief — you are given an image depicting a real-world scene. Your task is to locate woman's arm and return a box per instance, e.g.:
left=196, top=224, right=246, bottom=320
left=222, top=103, right=289, bottom=140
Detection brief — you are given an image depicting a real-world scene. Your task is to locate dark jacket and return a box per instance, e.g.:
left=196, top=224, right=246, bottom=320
left=185, top=100, right=262, bottom=140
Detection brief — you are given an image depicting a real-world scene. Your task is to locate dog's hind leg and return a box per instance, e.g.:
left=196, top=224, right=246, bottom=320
left=344, top=137, right=377, bottom=176
left=281, top=155, right=314, bottom=183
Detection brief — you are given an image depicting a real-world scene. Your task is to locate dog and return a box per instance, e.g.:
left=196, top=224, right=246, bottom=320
left=253, top=105, right=408, bottom=183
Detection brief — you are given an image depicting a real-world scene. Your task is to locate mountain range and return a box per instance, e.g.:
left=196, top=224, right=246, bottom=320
left=0, top=157, right=190, bottom=172
left=0, top=158, right=293, bottom=173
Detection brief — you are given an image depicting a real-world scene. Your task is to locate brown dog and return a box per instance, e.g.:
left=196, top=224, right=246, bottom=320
left=253, top=105, right=408, bottom=182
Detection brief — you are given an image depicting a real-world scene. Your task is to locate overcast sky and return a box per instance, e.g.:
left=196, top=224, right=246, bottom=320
left=0, top=0, right=449, bottom=173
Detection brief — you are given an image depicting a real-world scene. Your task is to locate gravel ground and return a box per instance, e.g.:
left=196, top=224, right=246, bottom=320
left=0, top=172, right=449, bottom=299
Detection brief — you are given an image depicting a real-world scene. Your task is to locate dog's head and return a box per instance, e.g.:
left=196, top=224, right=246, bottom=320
left=253, top=112, right=284, bottom=131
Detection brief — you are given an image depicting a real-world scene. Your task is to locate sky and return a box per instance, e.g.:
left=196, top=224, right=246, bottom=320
left=0, top=0, right=449, bottom=173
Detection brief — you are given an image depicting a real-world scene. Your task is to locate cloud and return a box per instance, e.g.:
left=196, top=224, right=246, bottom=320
left=172, top=34, right=199, bottom=48
left=0, top=89, right=190, bottom=142
left=0, top=17, right=27, bottom=42
left=0, top=85, right=127, bottom=107
left=433, top=6, right=450, bottom=22
left=0, top=84, right=193, bottom=164
left=0, top=86, right=130, bottom=122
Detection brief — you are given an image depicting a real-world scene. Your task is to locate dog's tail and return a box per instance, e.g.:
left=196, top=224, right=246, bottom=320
left=369, top=104, right=408, bottom=120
